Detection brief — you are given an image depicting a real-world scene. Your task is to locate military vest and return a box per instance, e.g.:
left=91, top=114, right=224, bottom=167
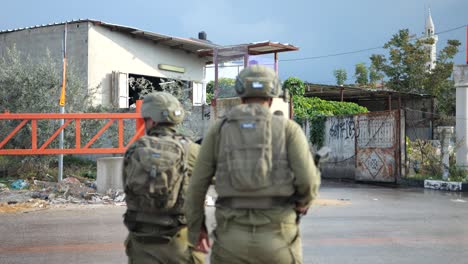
left=123, top=134, right=190, bottom=227
left=215, top=104, right=295, bottom=209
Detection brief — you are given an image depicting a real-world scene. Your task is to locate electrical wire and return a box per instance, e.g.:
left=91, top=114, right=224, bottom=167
left=280, top=47, right=384, bottom=62
left=279, top=24, right=467, bottom=62
left=435, top=25, right=467, bottom=35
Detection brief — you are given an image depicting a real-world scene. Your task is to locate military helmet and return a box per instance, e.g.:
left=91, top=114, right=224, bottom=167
left=141, top=92, right=185, bottom=124
left=234, top=65, right=281, bottom=98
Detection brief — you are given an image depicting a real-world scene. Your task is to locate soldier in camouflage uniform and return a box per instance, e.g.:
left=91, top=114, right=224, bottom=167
left=123, top=92, right=205, bottom=264
left=185, top=65, right=321, bottom=264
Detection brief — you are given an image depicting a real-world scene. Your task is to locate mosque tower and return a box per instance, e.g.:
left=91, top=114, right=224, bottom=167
left=424, top=9, right=438, bottom=70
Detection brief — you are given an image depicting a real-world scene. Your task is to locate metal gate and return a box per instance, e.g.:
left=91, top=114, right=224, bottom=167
left=355, top=110, right=400, bottom=182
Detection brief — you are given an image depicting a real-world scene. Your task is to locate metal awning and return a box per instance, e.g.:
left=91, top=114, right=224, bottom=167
left=198, top=41, right=299, bottom=57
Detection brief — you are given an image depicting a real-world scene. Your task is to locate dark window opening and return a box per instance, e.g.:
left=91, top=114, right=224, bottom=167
left=128, top=73, right=189, bottom=107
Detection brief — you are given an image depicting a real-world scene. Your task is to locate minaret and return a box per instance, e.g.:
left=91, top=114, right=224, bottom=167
left=424, top=9, right=438, bottom=70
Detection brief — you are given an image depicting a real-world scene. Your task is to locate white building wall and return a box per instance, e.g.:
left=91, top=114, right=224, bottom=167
left=87, top=24, right=207, bottom=105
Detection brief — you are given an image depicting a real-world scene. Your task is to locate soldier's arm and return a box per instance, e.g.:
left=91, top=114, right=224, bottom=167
left=184, top=122, right=220, bottom=245
left=122, top=144, right=137, bottom=188
left=187, top=142, right=200, bottom=175
left=286, top=120, right=321, bottom=209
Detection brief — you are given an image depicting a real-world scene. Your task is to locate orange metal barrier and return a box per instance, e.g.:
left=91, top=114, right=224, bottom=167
left=0, top=101, right=145, bottom=155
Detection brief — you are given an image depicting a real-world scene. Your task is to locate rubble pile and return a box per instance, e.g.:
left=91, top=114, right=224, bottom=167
left=0, top=177, right=126, bottom=211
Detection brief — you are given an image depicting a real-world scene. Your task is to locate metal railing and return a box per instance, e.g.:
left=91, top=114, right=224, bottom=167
left=0, top=101, right=145, bottom=155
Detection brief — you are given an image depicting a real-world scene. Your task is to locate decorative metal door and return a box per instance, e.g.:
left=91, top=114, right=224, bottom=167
left=355, top=110, right=400, bottom=182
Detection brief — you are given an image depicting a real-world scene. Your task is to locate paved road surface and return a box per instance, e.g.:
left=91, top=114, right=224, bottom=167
left=1, top=180, right=467, bottom=264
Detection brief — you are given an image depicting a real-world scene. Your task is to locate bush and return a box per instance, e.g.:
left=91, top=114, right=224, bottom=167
left=406, top=138, right=468, bottom=182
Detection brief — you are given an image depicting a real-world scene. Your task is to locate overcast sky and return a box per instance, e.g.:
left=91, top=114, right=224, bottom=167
left=1, top=0, right=467, bottom=84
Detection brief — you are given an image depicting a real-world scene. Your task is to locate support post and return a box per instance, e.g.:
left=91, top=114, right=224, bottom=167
left=58, top=23, right=68, bottom=182
left=454, top=65, right=468, bottom=167
left=274, top=52, right=278, bottom=74
left=213, top=48, right=219, bottom=104
left=388, top=94, right=392, bottom=111
left=436, top=126, right=454, bottom=180
left=135, top=100, right=144, bottom=138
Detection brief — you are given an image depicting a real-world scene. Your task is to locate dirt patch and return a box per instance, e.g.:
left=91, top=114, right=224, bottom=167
left=0, top=199, right=49, bottom=214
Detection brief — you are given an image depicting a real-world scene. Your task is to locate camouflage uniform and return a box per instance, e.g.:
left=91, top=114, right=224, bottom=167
left=185, top=65, right=321, bottom=264
left=123, top=92, right=205, bottom=264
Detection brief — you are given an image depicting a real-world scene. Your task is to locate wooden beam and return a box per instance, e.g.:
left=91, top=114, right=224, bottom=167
left=388, top=94, right=392, bottom=110
left=274, top=52, right=278, bottom=74
left=153, top=37, right=173, bottom=44
left=171, top=44, right=184, bottom=49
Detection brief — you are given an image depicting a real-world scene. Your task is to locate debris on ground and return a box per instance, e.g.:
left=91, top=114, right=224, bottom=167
left=0, top=176, right=216, bottom=212
left=314, top=198, right=352, bottom=206
left=10, top=179, right=29, bottom=190
left=0, top=183, right=8, bottom=191
left=0, top=176, right=126, bottom=212
left=0, top=199, right=49, bottom=213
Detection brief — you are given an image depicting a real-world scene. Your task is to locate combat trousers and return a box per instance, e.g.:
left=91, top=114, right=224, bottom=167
left=210, top=222, right=302, bottom=264
left=125, top=226, right=205, bottom=264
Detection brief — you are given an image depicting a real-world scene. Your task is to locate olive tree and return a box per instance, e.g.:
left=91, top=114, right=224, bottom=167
left=0, top=46, right=98, bottom=177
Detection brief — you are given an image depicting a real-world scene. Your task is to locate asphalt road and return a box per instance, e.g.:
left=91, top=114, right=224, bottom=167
left=1, top=180, right=467, bottom=264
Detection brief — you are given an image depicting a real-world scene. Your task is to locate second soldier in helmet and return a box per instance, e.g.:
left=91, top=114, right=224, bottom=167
left=123, top=92, right=205, bottom=264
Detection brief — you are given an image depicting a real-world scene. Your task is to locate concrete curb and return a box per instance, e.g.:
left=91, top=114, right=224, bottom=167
left=423, top=179, right=468, bottom=192
left=398, top=178, right=425, bottom=188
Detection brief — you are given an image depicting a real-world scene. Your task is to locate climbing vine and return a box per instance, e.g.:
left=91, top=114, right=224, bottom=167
left=290, top=83, right=368, bottom=147
left=308, top=116, right=327, bottom=147
left=283, top=77, right=305, bottom=97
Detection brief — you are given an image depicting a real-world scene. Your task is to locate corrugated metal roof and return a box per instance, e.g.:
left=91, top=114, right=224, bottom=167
left=0, top=19, right=220, bottom=54
left=0, top=19, right=93, bottom=33
left=304, top=83, right=432, bottom=101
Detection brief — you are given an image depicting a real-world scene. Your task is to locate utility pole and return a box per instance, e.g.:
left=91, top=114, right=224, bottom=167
left=58, top=23, right=68, bottom=182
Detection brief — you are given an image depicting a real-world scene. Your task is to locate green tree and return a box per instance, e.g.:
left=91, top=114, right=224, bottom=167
left=333, top=69, right=347, bottom=86
left=0, top=47, right=93, bottom=114
left=370, top=29, right=460, bottom=115
left=423, top=39, right=460, bottom=116
left=205, top=78, right=236, bottom=100
left=354, top=63, right=369, bottom=87
left=370, top=29, right=430, bottom=92
left=0, top=46, right=98, bottom=178
left=368, top=64, right=384, bottom=88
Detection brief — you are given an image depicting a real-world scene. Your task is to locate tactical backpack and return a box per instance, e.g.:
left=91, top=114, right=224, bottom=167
left=215, top=104, right=295, bottom=209
left=123, top=135, right=190, bottom=224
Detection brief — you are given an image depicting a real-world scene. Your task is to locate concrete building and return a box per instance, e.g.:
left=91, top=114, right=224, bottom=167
left=0, top=19, right=218, bottom=107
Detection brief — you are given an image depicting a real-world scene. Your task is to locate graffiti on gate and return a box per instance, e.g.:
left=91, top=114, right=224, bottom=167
left=329, top=118, right=356, bottom=140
